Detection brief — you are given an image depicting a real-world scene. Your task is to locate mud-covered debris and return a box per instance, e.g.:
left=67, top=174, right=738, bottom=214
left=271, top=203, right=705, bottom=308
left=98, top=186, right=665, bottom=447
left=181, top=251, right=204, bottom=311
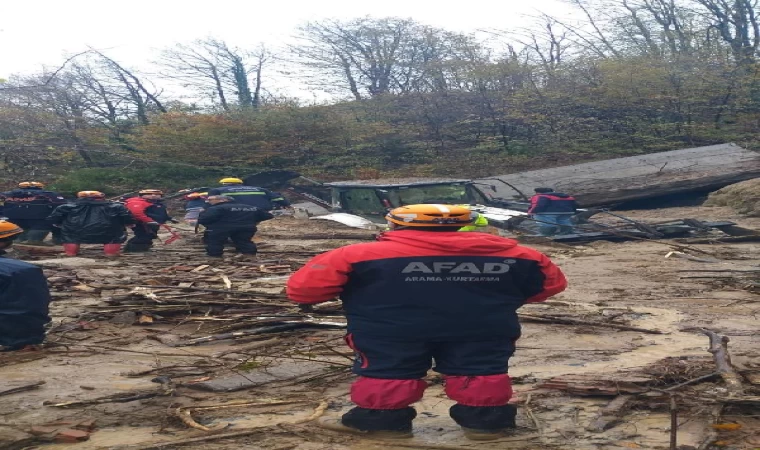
left=540, top=374, right=651, bottom=396
left=0, top=380, right=45, bottom=397
left=109, top=311, right=137, bottom=326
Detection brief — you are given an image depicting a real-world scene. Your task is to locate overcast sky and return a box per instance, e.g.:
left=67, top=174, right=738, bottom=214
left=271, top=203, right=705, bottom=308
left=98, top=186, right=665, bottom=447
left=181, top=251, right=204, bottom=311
left=0, top=0, right=572, bottom=98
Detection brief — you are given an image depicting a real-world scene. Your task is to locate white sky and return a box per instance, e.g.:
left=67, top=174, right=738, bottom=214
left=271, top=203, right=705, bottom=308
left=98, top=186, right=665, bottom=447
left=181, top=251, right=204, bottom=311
left=0, top=0, right=573, bottom=98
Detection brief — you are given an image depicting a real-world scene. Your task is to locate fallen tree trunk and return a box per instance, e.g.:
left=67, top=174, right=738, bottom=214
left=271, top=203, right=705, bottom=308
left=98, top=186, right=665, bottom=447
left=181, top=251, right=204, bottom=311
left=482, top=144, right=760, bottom=206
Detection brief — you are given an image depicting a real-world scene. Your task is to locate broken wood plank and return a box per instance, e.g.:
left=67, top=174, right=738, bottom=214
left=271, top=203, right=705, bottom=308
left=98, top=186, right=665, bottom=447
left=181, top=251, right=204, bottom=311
left=540, top=376, right=649, bottom=396
left=174, top=324, right=310, bottom=347
left=519, top=313, right=665, bottom=334
left=665, top=251, right=721, bottom=263
left=586, top=395, right=633, bottom=432
left=700, top=329, right=745, bottom=397
left=191, top=265, right=210, bottom=273
left=44, top=391, right=168, bottom=408
left=0, top=380, right=45, bottom=397
left=678, top=235, right=760, bottom=244
left=90, top=284, right=286, bottom=298
left=220, top=275, right=232, bottom=290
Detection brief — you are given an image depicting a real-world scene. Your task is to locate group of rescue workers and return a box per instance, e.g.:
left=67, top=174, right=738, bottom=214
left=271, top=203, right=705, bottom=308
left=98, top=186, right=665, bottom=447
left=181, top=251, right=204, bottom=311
left=0, top=181, right=577, bottom=441
left=0, top=177, right=290, bottom=258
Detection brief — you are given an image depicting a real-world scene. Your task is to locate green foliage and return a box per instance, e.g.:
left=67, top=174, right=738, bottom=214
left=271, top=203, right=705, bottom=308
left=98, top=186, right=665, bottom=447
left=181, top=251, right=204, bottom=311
left=50, top=165, right=225, bottom=195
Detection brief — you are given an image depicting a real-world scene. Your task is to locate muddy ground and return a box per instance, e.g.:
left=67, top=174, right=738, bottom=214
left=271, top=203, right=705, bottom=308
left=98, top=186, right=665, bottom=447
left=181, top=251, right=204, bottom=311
left=1, top=204, right=759, bottom=450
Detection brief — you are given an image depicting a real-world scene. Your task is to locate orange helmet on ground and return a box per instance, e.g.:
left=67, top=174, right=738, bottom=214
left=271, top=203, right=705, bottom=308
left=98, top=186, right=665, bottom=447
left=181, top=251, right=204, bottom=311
left=77, top=191, right=106, bottom=198
left=386, top=204, right=474, bottom=227
left=0, top=220, right=24, bottom=239
left=18, top=181, right=45, bottom=188
left=139, top=189, right=163, bottom=196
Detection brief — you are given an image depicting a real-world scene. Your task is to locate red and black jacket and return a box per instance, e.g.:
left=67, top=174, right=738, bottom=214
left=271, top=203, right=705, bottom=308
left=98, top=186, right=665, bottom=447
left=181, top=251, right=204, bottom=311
left=124, top=197, right=171, bottom=224
left=528, top=192, right=578, bottom=214
left=287, top=230, right=567, bottom=341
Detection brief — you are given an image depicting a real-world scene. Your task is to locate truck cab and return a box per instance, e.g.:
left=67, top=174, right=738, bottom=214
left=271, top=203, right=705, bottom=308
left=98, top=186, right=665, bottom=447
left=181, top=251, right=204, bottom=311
left=325, top=178, right=491, bottom=217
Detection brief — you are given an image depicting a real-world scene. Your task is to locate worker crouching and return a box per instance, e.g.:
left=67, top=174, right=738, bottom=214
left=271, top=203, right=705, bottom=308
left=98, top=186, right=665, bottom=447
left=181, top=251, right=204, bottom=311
left=48, top=191, right=135, bottom=257
left=287, top=204, right=567, bottom=440
left=197, top=195, right=274, bottom=258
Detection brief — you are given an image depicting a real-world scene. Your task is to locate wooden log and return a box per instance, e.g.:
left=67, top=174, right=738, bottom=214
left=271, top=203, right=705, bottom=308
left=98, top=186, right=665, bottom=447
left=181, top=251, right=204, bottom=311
left=586, top=395, right=633, bottom=432
left=91, top=284, right=286, bottom=298
left=519, top=313, right=665, bottom=334
left=482, top=144, right=760, bottom=206
left=700, top=329, right=745, bottom=397
left=0, top=380, right=45, bottom=397
left=678, top=235, right=760, bottom=244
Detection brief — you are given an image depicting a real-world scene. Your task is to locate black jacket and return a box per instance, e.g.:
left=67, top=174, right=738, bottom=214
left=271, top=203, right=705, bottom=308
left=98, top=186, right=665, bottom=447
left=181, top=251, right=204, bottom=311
left=0, top=256, right=51, bottom=348
left=198, top=201, right=274, bottom=231
left=48, top=199, right=135, bottom=244
left=0, top=188, right=67, bottom=221
left=208, top=185, right=290, bottom=210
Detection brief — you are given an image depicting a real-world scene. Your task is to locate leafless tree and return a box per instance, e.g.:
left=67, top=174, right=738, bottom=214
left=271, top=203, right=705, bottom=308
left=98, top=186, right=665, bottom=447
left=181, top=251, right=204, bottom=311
left=696, top=0, right=760, bottom=64
left=292, top=17, right=486, bottom=99
left=158, top=38, right=270, bottom=110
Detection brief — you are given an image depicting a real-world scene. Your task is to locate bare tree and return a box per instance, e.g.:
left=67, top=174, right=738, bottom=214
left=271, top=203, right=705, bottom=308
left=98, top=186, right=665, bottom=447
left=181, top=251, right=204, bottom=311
left=292, top=17, right=484, bottom=99
left=159, top=39, right=270, bottom=110
left=697, top=0, right=760, bottom=64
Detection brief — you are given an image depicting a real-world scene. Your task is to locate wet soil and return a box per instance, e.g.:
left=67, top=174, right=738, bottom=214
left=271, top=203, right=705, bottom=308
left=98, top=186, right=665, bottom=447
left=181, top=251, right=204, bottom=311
left=1, top=208, right=759, bottom=449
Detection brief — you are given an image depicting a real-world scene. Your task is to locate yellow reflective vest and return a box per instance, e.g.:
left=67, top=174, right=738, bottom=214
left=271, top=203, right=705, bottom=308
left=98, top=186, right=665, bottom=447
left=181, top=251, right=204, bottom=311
left=459, top=213, right=489, bottom=232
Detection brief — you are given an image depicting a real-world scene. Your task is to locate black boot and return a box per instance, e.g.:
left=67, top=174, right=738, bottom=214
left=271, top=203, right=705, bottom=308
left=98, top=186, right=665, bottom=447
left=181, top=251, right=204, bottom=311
left=124, top=242, right=152, bottom=253
left=326, top=406, right=415, bottom=438
left=450, top=404, right=517, bottom=441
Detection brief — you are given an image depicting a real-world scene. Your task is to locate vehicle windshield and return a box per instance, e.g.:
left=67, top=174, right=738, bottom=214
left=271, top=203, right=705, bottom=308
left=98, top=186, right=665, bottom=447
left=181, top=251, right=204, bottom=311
left=339, top=188, right=385, bottom=214
left=395, top=184, right=469, bottom=205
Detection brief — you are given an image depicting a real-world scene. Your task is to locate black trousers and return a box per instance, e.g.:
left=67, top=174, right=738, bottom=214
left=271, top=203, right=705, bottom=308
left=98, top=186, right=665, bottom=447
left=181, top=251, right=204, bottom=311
left=204, top=228, right=257, bottom=257
left=10, top=219, right=52, bottom=242
left=125, top=224, right=157, bottom=252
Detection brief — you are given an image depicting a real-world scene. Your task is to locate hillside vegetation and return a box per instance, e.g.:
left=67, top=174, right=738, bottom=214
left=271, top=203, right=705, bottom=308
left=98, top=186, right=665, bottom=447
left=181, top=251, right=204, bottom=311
left=3, top=1, right=760, bottom=194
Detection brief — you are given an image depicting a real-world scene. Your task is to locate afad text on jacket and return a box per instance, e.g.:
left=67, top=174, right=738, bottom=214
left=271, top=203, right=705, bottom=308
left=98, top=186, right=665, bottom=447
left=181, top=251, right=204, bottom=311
left=287, top=230, right=567, bottom=341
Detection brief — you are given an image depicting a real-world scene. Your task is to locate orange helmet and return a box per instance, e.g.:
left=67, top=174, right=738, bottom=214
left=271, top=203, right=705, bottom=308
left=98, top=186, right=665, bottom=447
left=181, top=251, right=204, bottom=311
left=386, top=204, right=473, bottom=227
left=185, top=192, right=207, bottom=199
left=77, top=191, right=106, bottom=198
left=18, top=181, right=45, bottom=188
left=0, top=220, right=24, bottom=239
left=139, top=189, right=163, bottom=196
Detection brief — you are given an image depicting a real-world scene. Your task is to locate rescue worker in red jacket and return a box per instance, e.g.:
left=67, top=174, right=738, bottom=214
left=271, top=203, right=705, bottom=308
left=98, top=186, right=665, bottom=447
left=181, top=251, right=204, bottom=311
left=124, top=190, right=175, bottom=252
left=528, top=187, right=579, bottom=236
left=287, top=204, right=567, bottom=440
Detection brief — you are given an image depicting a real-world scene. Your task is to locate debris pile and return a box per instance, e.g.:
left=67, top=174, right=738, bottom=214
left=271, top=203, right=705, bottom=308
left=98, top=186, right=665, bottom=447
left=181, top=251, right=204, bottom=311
left=706, top=178, right=760, bottom=216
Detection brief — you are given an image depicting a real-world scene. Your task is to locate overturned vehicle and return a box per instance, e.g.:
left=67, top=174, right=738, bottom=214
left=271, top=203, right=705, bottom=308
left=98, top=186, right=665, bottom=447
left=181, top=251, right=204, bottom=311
left=240, top=171, right=743, bottom=243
